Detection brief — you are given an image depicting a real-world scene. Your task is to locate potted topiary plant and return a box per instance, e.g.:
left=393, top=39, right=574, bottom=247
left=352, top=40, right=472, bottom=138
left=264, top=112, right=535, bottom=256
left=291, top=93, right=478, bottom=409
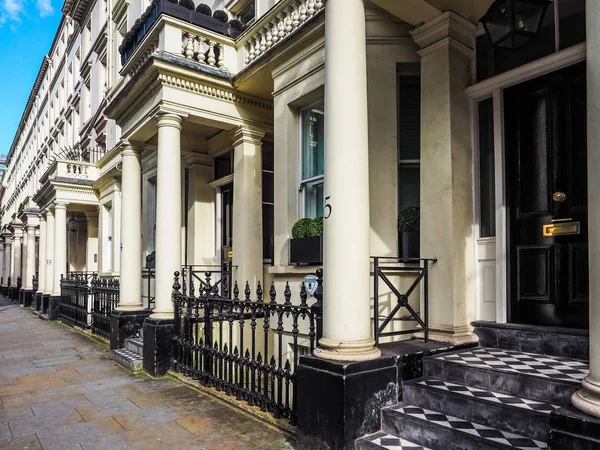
left=179, top=0, right=195, bottom=10
left=195, top=3, right=211, bottom=15
left=398, top=206, right=420, bottom=259
left=290, top=217, right=323, bottom=265
left=146, top=251, right=155, bottom=269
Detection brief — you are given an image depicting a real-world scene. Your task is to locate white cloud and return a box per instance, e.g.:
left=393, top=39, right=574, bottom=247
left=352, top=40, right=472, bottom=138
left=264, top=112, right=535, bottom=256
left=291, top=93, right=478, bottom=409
left=0, top=0, right=24, bottom=24
left=36, top=0, right=53, bottom=17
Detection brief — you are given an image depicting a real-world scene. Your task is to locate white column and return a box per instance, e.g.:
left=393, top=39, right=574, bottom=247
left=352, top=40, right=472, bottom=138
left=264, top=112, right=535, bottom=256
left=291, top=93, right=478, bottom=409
left=411, top=12, right=478, bottom=345
left=10, top=236, right=15, bottom=285
left=152, top=113, right=182, bottom=318
left=117, top=143, right=144, bottom=310
left=85, top=211, right=98, bottom=273
left=38, top=215, right=47, bottom=293
left=572, top=0, right=600, bottom=419
left=45, top=209, right=55, bottom=295
left=53, top=203, right=67, bottom=296
left=24, top=223, right=37, bottom=289
left=21, top=226, right=27, bottom=285
left=230, top=125, right=265, bottom=290
left=12, top=230, right=23, bottom=287
left=4, top=238, right=12, bottom=285
left=313, top=0, right=380, bottom=362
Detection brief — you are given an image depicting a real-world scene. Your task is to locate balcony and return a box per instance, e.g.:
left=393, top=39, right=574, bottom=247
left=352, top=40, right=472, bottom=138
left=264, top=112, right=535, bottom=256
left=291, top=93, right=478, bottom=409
left=50, top=160, right=99, bottom=183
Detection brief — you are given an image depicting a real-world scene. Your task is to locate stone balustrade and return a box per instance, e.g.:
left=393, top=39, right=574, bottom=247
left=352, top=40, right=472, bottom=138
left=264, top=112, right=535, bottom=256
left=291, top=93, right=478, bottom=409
left=241, top=0, right=324, bottom=66
left=182, top=32, right=226, bottom=70
left=53, top=160, right=99, bottom=181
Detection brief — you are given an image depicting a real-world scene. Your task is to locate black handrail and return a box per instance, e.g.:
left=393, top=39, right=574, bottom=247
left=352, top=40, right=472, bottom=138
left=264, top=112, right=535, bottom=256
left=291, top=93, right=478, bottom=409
left=371, top=256, right=436, bottom=344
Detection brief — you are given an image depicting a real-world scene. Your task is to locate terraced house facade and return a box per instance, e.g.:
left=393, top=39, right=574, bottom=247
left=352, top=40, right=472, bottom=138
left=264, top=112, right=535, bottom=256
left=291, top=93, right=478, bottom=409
left=1, top=0, right=599, bottom=448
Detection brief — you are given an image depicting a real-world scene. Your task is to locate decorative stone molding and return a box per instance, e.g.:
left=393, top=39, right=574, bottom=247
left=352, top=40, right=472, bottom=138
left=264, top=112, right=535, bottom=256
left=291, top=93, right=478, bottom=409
left=157, top=73, right=273, bottom=110
left=229, top=124, right=267, bottom=147
left=130, top=40, right=159, bottom=78
left=183, top=152, right=214, bottom=167
left=411, top=11, right=476, bottom=53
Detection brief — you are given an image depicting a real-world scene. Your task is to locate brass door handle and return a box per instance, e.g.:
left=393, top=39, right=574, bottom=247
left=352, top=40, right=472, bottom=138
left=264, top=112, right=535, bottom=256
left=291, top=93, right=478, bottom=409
left=553, top=192, right=566, bottom=202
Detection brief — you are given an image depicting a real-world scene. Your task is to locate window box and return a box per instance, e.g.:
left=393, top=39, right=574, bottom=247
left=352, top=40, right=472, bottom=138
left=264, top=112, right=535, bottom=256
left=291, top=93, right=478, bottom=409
left=290, top=236, right=322, bottom=265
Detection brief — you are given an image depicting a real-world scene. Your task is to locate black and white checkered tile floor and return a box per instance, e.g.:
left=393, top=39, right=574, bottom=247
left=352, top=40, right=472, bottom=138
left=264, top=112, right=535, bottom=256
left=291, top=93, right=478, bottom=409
left=435, top=347, right=589, bottom=383
left=360, top=432, right=430, bottom=450
left=417, top=379, right=560, bottom=413
left=393, top=406, right=547, bottom=449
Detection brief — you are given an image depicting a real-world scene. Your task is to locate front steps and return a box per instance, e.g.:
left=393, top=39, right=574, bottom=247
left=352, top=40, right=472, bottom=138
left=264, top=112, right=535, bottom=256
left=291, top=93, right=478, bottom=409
left=110, top=337, right=144, bottom=372
left=357, top=336, right=589, bottom=450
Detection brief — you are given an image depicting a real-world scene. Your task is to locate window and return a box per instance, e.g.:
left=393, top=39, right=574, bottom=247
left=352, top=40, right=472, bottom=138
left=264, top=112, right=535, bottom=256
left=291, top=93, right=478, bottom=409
left=214, top=150, right=233, bottom=179
left=237, top=0, right=255, bottom=27
left=397, top=70, right=421, bottom=214
left=300, top=100, right=324, bottom=219
left=262, top=142, right=274, bottom=264
left=478, top=98, right=496, bottom=237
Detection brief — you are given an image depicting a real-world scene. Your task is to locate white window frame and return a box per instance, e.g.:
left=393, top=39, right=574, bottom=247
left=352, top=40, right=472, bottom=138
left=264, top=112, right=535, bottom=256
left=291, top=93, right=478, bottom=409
left=298, top=99, right=324, bottom=219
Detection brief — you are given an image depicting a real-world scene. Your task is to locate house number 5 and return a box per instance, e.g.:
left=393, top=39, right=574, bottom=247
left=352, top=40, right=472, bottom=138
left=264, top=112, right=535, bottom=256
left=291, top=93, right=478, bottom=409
left=324, top=196, right=332, bottom=219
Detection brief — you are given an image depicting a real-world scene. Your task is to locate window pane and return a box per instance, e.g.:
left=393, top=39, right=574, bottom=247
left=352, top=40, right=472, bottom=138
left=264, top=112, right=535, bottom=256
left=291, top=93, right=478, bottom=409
left=304, top=179, right=323, bottom=219
left=559, top=0, right=585, bottom=50
left=479, top=98, right=496, bottom=237
left=398, top=165, right=420, bottom=213
left=301, top=102, right=325, bottom=180
left=398, top=75, right=421, bottom=161
left=262, top=141, right=274, bottom=171
left=262, top=171, right=274, bottom=204
left=262, top=204, right=274, bottom=263
left=238, top=0, right=256, bottom=26
left=215, top=151, right=232, bottom=179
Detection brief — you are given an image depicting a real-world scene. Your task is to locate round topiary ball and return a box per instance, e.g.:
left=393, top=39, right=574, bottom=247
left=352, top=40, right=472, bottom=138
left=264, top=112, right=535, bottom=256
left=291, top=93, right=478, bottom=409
left=167, top=0, right=178, bottom=4
left=195, top=3, right=212, bottom=15
left=213, top=10, right=229, bottom=23
left=228, top=19, right=244, bottom=31
left=179, top=0, right=195, bottom=10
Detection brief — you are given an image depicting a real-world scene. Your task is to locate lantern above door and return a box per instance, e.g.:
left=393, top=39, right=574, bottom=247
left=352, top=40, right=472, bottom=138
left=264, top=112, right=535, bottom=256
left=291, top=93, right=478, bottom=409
left=480, top=0, right=552, bottom=50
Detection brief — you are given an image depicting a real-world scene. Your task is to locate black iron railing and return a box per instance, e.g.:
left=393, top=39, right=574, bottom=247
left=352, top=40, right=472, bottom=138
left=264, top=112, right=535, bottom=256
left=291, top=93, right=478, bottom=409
left=180, top=264, right=235, bottom=299
left=59, top=273, right=90, bottom=328
left=372, top=257, right=436, bottom=344
left=91, top=276, right=119, bottom=339
left=172, top=269, right=322, bottom=425
left=142, top=268, right=155, bottom=309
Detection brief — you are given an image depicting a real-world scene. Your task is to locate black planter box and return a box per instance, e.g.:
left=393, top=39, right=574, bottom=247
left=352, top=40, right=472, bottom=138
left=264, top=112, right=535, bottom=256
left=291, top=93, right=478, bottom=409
left=401, top=231, right=420, bottom=259
left=290, top=236, right=323, bottom=265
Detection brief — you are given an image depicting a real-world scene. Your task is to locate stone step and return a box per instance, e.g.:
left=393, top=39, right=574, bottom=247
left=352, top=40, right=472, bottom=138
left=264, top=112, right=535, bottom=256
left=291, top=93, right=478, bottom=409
left=356, top=431, right=430, bottom=450
left=382, top=402, right=547, bottom=450
left=124, top=337, right=144, bottom=357
left=110, top=348, right=143, bottom=372
left=403, top=377, right=558, bottom=441
left=423, top=347, right=587, bottom=406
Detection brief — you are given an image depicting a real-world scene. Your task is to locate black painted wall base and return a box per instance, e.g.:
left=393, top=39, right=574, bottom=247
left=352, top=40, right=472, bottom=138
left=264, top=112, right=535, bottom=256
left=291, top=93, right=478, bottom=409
left=9, top=287, right=17, bottom=301
left=549, top=406, right=600, bottom=449
left=42, top=294, right=50, bottom=315
left=48, top=296, right=61, bottom=320
left=296, top=355, right=399, bottom=450
left=143, top=318, right=174, bottom=377
left=22, top=289, right=33, bottom=308
left=34, top=292, right=42, bottom=311
left=110, top=309, right=151, bottom=350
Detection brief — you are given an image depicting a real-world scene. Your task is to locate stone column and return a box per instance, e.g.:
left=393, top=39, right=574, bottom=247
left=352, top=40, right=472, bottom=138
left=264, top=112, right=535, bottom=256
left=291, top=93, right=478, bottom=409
left=572, top=0, right=600, bottom=419
left=38, top=214, right=47, bottom=294
left=4, top=236, right=12, bottom=286
left=230, top=125, right=265, bottom=290
left=117, top=143, right=143, bottom=310
left=24, top=221, right=38, bottom=290
left=411, top=12, right=477, bottom=345
left=45, top=209, right=55, bottom=295
left=151, top=114, right=182, bottom=319
left=312, top=0, right=379, bottom=362
left=85, top=211, right=98, bottom=273
left=52, top=203, right=67, bottom=296
left=12, top=229, right=23, bottom=287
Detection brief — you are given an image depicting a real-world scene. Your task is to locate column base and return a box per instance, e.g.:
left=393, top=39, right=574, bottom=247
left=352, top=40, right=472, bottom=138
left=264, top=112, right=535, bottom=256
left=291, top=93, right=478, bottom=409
left=149, top=311, right=175, bottom=320
left=297, top=354, right=398, bottom=450
left=9, top=286, right=17, bottom=301
left=22, top=289, right=33, bottom=308
left=313, top=337, right=381, bottom=362
left=572, top=376, right=600, bottom=419
left=48, top=296, right=61, bottom=321
left=143, top=318, right=174, bottom=377
left=413, top=324, right=479, bottom=345
left=110, top=309, right=151, bottom=350
left=549, top=405, right=600, bottom=449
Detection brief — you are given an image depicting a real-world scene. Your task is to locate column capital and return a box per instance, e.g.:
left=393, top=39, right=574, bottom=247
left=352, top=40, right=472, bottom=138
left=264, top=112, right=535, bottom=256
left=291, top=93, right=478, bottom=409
left=54, top=202, right=68, bottom=211
left=121, top=140, right=143, bottom=158
left=230, top=125, right=266, bottom=147
left=156, top=113, right=183, bottom=130
left=410, top=11, right=476, bottom=56
left=45, top=207, right=55, bottom=218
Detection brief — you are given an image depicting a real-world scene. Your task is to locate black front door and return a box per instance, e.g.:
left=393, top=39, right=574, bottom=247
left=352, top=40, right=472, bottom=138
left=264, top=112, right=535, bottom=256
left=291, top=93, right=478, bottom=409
left=505, top=62, right=588, bottom=329
left=220, top=183, right=233, bottom=269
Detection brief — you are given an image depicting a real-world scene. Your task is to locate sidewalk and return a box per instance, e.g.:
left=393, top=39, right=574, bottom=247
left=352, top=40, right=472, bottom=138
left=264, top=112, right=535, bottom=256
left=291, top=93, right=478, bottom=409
left=0, top=297, right=295, bottom=450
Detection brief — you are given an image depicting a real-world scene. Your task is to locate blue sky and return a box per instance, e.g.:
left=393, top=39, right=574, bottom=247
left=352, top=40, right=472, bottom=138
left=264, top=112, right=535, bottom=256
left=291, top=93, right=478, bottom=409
left=0, top=0, right=61, bottom=157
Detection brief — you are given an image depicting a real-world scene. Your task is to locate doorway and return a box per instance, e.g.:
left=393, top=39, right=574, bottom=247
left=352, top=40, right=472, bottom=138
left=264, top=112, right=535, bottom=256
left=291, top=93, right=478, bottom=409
left=504, top=62, right=588, bottom=328
left=220, top=183, right=233, bottom=272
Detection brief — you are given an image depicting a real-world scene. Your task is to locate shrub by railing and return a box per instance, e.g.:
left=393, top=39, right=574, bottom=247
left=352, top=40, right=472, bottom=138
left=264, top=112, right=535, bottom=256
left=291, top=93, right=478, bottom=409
left=171, top=269, right=322, bottom=425
left=91, top=276, right=120, bottom=339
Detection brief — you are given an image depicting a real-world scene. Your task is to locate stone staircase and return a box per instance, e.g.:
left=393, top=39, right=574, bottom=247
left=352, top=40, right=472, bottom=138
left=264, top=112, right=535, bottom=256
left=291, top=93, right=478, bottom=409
left=110, top=337, right=144, bottom=372
left=357, top=328, right=590, bottom=450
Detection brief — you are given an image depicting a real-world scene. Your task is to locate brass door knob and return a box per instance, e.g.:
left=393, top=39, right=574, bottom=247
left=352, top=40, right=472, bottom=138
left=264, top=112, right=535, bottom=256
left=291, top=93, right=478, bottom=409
left=553, top=192, right=567, bottom=202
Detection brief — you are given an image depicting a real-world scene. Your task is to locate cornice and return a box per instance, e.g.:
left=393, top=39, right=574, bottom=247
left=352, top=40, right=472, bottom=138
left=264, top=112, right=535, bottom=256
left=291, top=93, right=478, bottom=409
left=411, top=11, right=476, bottom=51
left=183, top=152, right=213, bottom=167
left=229, top=124, right=267, bottom=147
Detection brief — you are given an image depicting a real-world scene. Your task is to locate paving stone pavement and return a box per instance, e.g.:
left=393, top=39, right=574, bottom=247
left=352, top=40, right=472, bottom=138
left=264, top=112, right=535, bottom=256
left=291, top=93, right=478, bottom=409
left=0, top=297, right=295, bottom=450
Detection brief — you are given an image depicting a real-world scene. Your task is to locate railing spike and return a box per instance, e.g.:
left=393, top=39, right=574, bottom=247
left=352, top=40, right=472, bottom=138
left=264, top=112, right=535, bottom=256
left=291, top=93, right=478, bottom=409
left=256, top=281, right=263, bottom=303
left=244, top=281, right=251, bottom=301
left=270, top=282, right=277, bottom=304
